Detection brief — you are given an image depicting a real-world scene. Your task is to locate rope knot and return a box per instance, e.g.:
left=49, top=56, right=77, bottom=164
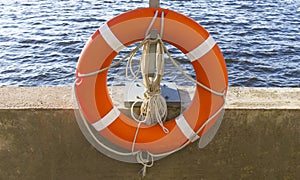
left=136, top=151, right=154, bottom=178
left=144, top=88, right=161, bottom=99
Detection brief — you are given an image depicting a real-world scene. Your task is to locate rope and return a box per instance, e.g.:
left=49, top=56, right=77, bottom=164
left=158, top=38, right=226, bottom=97
left=127, top=34, right=227, bottom=159
left=77, top=38, right=147, bottom=79
left=74, top=9, right=227, bottom=177
left=125, top=51, right=142, bottom=82
left=73, top=82, right=139, bottom=157
left=145, top=10, right=159, bottom=37
left=130, top=10, right=168, bottom=177
left=137, top=151, right=154, bottom=178
left=160, top=11, right=164, bottom=37
left=138, top=38, right=169, bottom=130
left=150, top=97, right=226, bottom=158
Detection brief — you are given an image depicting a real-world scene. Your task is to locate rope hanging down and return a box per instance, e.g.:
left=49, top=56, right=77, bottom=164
left=75, top=10, right=226, bottom=177
left=139, top=31, right=169, bottom=130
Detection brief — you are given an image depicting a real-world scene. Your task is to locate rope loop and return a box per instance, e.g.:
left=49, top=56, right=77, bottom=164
left=75, top=7, right=226, bottom=164
left=136, top=151, right=154, bottom=177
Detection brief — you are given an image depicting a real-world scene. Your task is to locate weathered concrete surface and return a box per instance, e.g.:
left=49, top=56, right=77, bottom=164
left=0, top=109, right=299, bottom=180
left=0, top=87, right=299, bottom=179
left=0, top=86, right=299, bottom=109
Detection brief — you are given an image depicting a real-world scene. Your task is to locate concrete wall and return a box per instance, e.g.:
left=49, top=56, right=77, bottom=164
left=0, top=87, right=299, bottom=179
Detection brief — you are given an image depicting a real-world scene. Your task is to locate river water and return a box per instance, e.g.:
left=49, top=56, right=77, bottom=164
left=0, top=0, right=299, bottom=87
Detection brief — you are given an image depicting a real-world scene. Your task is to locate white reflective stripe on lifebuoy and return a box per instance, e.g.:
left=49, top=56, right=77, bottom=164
left=99, top=23, right=126, bottom=52
left=186, top=35, right=216, bottom=62
left=175, top=114, right=199, bottom=142
left=92, top=107, right=120, bottom=131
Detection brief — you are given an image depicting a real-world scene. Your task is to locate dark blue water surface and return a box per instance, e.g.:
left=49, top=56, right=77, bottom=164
left=0, top=0, right=299, bottom=87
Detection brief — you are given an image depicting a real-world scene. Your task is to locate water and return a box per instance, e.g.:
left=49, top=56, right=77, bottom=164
left=0, top=0, right=299, bottom=87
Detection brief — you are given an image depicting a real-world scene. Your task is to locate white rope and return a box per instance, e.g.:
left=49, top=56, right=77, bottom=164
left=160, top=11, right=164, bottom=37
left=73, top=82, right=139, bottom=157
left=75, top=78, right=225, bottom=156
left=138, top=29, right=169, bottom=130
left=137, top=151, right=154, bottom=177
left=145, top=10, right=159, bottom=37
left=129, top=10, right=169, bottom=138
left=129, top=10, right=168, bottom=176
left=74, top=10, right=227, bottom=175
left=151, top=97, right=226, bottom=158
left=159, top=38, right=226, bottom=97
left=125, top=52, right=142, bottom=81
left=76, top=40, right=226, bottom=147
left=74, top=81, right=154, bottom=169
left=77, top=38, right=147, bottom=79
left=77, top=9, right=160, bottom=79
left=131, top=121, right=143, bottom=152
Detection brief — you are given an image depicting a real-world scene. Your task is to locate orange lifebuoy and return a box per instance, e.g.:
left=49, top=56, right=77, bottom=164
left=75, top=8, right=228, bottom=154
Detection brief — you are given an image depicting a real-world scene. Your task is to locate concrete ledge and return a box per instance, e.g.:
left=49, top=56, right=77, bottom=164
left=0, top=86, right=299, bottom=109
left=0, top=87, right=299, bottom=179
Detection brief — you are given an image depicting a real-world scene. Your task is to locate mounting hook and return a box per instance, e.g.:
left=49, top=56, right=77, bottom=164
left=149, top=0, right=160, bottom=8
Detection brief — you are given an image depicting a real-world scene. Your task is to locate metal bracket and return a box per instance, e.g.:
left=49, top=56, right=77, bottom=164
left=147, top=30, right=159, bottom=78
left=149, top=0, right=160, bottom=8
left=124, top=82, right=181, bottom=108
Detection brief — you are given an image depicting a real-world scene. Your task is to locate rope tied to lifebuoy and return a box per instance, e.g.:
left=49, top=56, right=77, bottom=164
left=75, top=9, right=227, bottom=177
left=137, top=30, right=169, bottom=132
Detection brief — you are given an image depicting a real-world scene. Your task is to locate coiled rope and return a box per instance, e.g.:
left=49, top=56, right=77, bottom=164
left=75, top=10, right=226, bottom=177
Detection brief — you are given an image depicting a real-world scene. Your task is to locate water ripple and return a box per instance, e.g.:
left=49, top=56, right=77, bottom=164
left=0, top=0, right=299, bottom=87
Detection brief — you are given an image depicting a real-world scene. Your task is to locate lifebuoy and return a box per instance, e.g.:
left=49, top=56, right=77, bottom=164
left=74, top=8, right=228, bottom=155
